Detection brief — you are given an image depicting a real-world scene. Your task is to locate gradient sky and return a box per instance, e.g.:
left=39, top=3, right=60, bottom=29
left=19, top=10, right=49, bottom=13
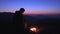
left=0, top=0, right=60, bottom=14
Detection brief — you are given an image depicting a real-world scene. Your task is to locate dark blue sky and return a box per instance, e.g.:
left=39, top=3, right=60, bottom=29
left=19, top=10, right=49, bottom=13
left=0, top=0, right=60, bottom=14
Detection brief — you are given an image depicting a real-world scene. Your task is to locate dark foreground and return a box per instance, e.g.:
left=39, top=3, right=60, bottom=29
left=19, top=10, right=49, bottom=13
left=0, top=12, right=60, bottom=34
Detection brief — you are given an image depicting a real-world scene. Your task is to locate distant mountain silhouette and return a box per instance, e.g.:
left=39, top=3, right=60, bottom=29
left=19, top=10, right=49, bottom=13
left=0, top=12, right=60, bottom=23
left=0, top=12, right=60, bottom=26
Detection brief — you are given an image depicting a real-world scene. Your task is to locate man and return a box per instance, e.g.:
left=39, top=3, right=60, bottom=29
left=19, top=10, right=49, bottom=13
left=13, top=8, right=25, bottom=33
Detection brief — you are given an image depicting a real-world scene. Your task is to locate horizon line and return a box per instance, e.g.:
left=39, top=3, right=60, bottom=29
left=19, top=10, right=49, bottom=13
left=0, top=11, right=60, bottom=14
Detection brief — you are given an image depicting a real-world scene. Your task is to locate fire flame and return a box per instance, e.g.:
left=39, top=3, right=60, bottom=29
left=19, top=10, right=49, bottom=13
left=30, top=27, right=39, bottom=33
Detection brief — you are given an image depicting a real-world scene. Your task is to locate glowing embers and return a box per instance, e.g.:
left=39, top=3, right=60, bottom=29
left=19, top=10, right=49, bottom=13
left=30, top=27, right=40, bottom=33
left=30, top=27, right=37, bottom=32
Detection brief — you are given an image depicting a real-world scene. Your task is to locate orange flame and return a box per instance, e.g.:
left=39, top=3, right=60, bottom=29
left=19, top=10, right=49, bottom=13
left=30, top=27, right=39, bottom=33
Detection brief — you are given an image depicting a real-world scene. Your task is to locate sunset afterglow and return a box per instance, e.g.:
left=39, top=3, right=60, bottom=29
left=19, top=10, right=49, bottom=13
left=0, top=0, right=60, bottom=14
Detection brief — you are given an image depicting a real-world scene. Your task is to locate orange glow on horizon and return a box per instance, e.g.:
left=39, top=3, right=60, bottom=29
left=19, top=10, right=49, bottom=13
left=23, top=11, right=60, bottom=14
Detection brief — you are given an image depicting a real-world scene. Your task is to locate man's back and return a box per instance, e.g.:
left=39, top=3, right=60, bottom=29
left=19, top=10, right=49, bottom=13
left=13, top=11, right=23, bottom=32
left=13, top=8, right=25, bottom=32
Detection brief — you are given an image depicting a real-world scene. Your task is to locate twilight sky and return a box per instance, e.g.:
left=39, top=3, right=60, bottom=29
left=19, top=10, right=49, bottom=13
left=0, top=0, right=60, bottom=14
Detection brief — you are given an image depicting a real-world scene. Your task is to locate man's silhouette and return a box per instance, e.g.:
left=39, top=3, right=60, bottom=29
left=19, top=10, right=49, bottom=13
left=13, top=8, right=25, bottom=33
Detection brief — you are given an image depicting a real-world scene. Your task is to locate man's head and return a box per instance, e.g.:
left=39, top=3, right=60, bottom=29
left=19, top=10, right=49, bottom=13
left=19, top=8, right=25, bottom=14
